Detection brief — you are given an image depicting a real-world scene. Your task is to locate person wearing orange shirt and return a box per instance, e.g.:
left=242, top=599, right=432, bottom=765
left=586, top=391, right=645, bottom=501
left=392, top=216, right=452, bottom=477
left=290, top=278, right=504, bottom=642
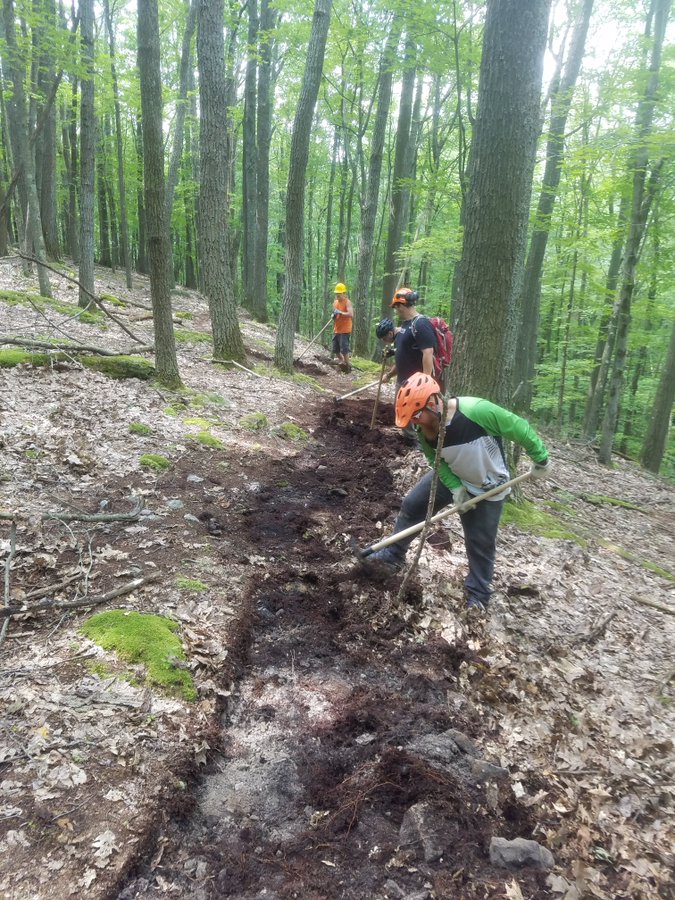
left=332, top=282, right=353, bottom=373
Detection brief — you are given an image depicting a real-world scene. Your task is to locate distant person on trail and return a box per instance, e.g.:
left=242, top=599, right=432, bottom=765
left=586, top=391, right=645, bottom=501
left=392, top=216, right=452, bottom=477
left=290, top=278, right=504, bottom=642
left=364, top=373, right=551, bottom=612
left=332, top=282, right=353, bottom=373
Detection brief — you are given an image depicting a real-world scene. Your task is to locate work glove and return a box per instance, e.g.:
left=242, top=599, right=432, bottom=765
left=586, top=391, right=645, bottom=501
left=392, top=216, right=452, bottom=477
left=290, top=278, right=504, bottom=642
left=453, top=486, right=473, bottom=513
left=530, top=458, right=551, bottom=479
left=332, top=309, right=339, bottom=318
left=384, top=347, right=395, bottom=359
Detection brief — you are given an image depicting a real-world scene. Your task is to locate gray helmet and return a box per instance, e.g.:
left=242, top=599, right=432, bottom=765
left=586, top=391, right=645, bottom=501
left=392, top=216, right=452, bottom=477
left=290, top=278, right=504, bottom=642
left=376, top=318, right=395, bottom=340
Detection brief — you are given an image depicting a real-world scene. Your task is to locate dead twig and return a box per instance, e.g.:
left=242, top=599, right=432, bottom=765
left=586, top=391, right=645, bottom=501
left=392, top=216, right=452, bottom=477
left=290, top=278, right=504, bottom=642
left=24, top=573, right=83, bottom=601
left=0, top=571, right=161, bottom=619
left=632, top=595, right=675, bottom=616
left=0, top=336, right=153, bottom=356
left=0, top=521, right=17, bottom=646
left=0, top=495, right=144, bottom=523
left=212, top=358, right=265, bottom=378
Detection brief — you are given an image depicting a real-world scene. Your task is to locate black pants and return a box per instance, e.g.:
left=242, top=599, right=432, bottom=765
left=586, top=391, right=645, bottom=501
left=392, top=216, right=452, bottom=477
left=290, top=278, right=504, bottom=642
left=388, top=471, right=504, bottom=606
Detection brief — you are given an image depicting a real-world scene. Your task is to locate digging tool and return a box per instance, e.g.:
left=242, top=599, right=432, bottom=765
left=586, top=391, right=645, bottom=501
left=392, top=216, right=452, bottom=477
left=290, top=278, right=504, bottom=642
left=370, top=356, right=389, bottom=428
left=335, top=380, right=382, bottom=401
left=297, top=316, right=333, bottom=362
left=359, top=470, right=533, bottom=559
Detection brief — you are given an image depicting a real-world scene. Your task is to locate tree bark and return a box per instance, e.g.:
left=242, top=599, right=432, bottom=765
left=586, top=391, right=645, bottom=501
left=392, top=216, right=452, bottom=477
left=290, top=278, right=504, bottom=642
left=78, top=0, right=95, bottom=307
left=197, top=0, right=246, bottom=362
left=641, top=316, right=675, bottom=473
left=274, top=0, right=332, bottom=372
left=138, top=0, right=181, bottom=387
left=449, top=0, right=551, bottom=405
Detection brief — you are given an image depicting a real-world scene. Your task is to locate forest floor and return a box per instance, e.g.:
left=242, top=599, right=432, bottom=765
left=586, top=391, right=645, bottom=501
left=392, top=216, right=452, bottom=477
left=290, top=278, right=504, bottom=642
left=0, top=259, right=674, bottom=900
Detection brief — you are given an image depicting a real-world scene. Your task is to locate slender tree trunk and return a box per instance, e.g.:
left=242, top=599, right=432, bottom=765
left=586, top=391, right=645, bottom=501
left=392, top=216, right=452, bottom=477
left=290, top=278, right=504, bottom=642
left=242, top=0, right=258, bottom=312
left=78, top=0, right=95, bottom=307
left=134, top=119, right=148, bottom=274
left=197, top=0, right=246, bottom=362
left=138, top=0, right=181, bottom=387
left=274, top=0, right=332, bottom=372
left=449, top=0, right=551, bottom=404
left=96, top=125, right=112, bottom=267
left=514, top=0, right=594, bottom=411
left=104, top=0, right=133, bottom=288
left=599, top=0, right=671, bottom=464
left=352, top=15, right=399, bottom=355
left=641, top=316, right=675, bottom=473
left=381, top=33, right=415, bottom=311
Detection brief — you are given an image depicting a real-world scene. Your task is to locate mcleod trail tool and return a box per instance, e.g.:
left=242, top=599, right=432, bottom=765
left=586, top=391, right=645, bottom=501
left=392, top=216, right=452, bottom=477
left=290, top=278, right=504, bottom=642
left=335, top=380, right=382, bottom=401
left=370, top=355, right=389, bottom=429
left=297, top=316, right=333, bottom=362
left=359, top=470, right=532, bottom=559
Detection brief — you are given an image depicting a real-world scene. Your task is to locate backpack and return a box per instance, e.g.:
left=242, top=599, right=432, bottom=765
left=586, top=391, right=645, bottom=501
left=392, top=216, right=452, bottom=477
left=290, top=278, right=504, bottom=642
left=411, top=315, right=454, bottom=381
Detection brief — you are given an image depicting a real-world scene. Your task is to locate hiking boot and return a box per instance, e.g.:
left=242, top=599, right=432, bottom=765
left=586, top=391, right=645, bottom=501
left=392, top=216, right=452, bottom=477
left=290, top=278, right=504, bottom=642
left=359, top=546, right=403, bottom=577
left=466, top=597, right=488, bottom=613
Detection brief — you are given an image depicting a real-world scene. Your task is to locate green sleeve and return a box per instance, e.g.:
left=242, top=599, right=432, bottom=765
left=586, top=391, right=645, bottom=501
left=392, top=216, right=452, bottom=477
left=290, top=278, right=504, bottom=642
left=458, top=397, right=549, bottom=463
left=417, top=432, right=463, bottom=491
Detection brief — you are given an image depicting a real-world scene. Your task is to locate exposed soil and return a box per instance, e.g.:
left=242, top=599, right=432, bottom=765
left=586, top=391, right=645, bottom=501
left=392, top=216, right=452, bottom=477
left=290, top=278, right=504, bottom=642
left=1, top=263, right=673, bottom=900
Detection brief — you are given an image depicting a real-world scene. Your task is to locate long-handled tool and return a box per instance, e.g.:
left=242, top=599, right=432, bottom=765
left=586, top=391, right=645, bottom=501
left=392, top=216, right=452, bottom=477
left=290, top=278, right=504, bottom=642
left=370, top=356, right=389, bottom=428
left=335, top=380, right=382, bottom=401
left=297, top=316, right=333, bottom=362
left=359, top=470, right=532, bottom=558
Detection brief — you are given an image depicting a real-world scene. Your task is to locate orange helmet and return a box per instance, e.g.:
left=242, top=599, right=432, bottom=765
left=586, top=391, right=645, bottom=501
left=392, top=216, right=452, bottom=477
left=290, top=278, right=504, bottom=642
left=391, top=287, right=419, bottom=307
left=395, top=373, right=441, bottom=427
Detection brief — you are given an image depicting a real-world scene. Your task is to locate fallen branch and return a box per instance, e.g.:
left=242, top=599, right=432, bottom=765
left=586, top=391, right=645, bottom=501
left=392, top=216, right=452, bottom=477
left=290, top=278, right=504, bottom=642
left=0, top=521, right=17, bottom=645
left=0, top=496, right=144, bottom=523
left=631, top=595, right=675, bottom=616
left=212, top=358, right=265, bottom=379
left=0, top=572, right=161, bottom=619
left=24, top=573, right=83, bottom=601
left=0, top=335, right=153, bottom=357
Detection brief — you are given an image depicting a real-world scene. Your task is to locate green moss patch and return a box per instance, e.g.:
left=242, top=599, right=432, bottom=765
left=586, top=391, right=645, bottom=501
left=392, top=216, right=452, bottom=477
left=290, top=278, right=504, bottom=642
left=174, top=328, right=211, bottom=344
left=80, top=610, right=196, bottom=700
left=240, top=411, right=269, bottom=432
left=191, top=431, right=224, bottom=449
left=140, top=453, right=171, bottom=471
left=129, top=422, right=153, bottom=436
left=176, top=575, right=208, bottom=592
left=501, top=499, right=585, bottom=545
left=584, top=494, right=643, bottom=511
left=182, top=416, right=213, bottom=428
left=0, top=348, right=153, bottom=380
left=0, top=288, right=103, bottom=323
left=100, top=293, right=127, bottom=308
left=174, top=310, right=193, bottom=321
left=273, top=422, right=309, bottom=442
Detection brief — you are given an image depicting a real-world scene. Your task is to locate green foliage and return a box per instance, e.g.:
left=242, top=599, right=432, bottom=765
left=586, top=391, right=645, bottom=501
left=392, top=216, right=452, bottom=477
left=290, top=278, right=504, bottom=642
left=129, top=422, right=153, bottom=435
left=140, top=453, right=172, bottom=471
left=80, top=610, right=196, bottom=700
left=239, top=411, right=269, bottom=431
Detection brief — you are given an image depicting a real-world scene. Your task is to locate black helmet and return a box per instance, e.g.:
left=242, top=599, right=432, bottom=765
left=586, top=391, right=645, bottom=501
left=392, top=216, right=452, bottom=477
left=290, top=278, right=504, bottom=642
left=376, top=318, right=395, bottom=339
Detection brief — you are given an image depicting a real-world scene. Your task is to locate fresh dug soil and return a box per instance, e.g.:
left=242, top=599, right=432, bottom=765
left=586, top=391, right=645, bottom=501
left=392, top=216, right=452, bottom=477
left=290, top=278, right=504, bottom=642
left=117, top=399, right=552, bottom=900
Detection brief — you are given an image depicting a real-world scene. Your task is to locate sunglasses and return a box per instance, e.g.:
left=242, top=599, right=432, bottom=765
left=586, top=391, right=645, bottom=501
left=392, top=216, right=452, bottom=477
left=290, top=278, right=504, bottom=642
left=411, top=405, right=431, bottom=421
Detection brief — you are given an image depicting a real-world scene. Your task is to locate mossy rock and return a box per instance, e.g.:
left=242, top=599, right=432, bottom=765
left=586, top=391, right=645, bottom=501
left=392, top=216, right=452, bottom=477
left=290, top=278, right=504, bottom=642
left=81, top=355, right=154, bottom=380
left=273, top=422, right=309, bottom=442
left=140, top=453, right=171, bottom=471
left=100, top=293, right=127, bottom=308
left=129, top=422, right=153, bottom=436
left=239, top=411, right=268, bottom=432
left=176, top=575, right=208, bottom=592
left=80, top=610, right=196, bottom=701
left=174, top=328, right=212, bottom=344
left=191, top=431, right=224, bottom=449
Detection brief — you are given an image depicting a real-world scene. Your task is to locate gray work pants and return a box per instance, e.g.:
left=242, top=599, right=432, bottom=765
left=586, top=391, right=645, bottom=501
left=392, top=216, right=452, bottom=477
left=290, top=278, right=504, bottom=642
left=388, top=471, right=504, bottom=606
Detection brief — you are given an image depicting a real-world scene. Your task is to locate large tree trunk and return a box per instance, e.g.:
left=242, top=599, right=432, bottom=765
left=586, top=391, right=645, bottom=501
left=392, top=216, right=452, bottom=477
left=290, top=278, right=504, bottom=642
left=242, top=0, right=258, bottom=313
left=380, top=34, right=416, bottom=312
left=598, top=0, right=671, bottom=464
left=353, top=16, right=400, bottom=356
left=78, top=0, right=95, bottom=307
left=36, top=0, right=60, bottom=259
left=514, top=0, right=594, bottom=412
left=641, top=316, right=675, bottom=473
left=449, top=0, right=551, bottom=405
left=197, top=0, right=246, bottom=362
left=274, top=0, right=332, bottom=372
left=138, top=0, right=181, bottom=387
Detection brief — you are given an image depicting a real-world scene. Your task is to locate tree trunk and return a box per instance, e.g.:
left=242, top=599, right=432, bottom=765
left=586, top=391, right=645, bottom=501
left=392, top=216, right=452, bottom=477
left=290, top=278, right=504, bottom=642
left=641, top=316, right=675, bottom=473
left=36, top=0, right=60, bottom=259
left=274, top=0, right=332, bottom=372
left=138, top=0, right=181, bottom=387
left=104, top=0, right=133, bottom=288
left=96, top=125, right=112, bottom=267
left=1, top=0, right=52, bottom=296
left=449, top=0, right=551, bottom=405
left=197, top=0, right=246, bottom=362
left=513, top=0, right=593, bottom=412
left=242, top=0, right=258, bottom=312
left=598, top=0, right=670, bottom=464
left=134, top=119, right=148, bottom=274
left=381, top=33, right=416, bottom=312
left=78, top=0, right=95, bottom=307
